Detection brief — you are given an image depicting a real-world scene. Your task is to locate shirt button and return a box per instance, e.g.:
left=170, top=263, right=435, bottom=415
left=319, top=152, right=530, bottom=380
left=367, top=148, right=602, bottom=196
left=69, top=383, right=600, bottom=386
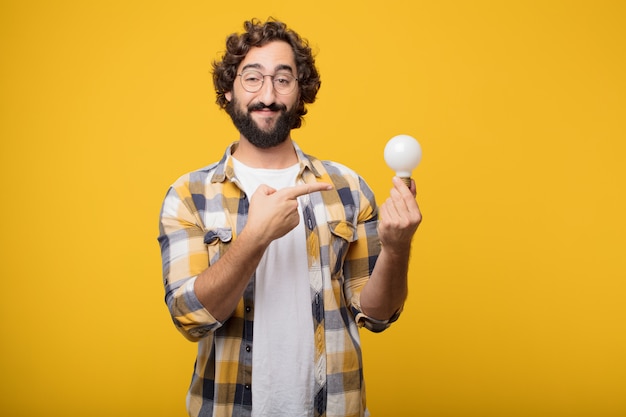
left=245, top=384, right=251, bottom=390
left=246, top=345, right=251, bottom=352
left=245, top=306, right=251, bottom=312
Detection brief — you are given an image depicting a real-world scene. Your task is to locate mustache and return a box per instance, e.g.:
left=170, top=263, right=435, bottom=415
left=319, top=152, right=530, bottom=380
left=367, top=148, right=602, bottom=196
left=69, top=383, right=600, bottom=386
left=247, top=102, right=287, bottom=112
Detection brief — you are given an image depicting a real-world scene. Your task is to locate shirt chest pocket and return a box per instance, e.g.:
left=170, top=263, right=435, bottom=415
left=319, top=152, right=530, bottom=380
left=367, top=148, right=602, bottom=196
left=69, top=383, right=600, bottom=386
left=204, top=228, right=232, bottom=266
left=328, top=220, right=356, bottom=277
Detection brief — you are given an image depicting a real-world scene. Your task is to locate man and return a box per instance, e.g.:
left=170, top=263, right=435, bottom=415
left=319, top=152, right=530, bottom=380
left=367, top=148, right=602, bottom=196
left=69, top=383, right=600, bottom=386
left=158, top=18, right=422, bottom=417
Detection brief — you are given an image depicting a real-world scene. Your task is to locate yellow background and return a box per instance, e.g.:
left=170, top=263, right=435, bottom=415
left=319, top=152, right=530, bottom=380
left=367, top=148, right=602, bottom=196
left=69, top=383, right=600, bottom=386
left=1, top=1, right=625, bottom=416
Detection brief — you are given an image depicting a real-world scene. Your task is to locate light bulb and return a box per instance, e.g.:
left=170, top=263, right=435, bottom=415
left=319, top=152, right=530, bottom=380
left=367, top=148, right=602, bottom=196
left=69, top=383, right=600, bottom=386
left=384, top=134, right=422, bottom=187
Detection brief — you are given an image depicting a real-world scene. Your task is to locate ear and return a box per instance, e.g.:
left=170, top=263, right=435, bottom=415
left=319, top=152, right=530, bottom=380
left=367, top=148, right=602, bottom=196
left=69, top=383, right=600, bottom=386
left=225, top=91, right=232, bottom=102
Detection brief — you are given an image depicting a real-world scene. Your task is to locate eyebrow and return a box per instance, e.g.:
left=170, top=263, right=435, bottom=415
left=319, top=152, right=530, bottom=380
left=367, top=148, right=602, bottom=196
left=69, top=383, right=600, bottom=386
left=241, top=63, right=295, bottom=74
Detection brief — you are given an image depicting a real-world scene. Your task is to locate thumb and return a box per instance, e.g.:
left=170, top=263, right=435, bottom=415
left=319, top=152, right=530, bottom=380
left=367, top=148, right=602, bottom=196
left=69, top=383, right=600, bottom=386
left=256, top=184, right=277, bottom=195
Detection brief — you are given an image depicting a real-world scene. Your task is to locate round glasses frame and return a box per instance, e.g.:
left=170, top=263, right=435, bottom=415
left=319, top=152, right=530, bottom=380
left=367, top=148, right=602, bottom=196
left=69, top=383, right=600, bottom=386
left=237, top=70, right=299, bottom=95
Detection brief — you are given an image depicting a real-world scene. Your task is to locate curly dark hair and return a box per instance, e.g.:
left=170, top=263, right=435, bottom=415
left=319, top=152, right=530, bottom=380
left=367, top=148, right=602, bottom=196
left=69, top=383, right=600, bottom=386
left=212, top=18, right=321, bottom=129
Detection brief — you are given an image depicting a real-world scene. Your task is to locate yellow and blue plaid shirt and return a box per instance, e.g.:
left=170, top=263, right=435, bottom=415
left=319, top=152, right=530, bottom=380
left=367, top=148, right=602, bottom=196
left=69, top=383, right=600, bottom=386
left=158, top=142, right=401, bottom=417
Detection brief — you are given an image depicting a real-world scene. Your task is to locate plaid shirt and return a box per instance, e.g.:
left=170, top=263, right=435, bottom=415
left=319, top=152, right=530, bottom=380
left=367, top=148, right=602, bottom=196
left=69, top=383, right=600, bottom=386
left=158, top=142, right=400, bottom=417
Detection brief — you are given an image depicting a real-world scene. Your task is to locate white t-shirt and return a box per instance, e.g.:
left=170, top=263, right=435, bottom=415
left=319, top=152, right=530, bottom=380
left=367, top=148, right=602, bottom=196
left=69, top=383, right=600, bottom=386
left=232, top=158, right=315, bottom=417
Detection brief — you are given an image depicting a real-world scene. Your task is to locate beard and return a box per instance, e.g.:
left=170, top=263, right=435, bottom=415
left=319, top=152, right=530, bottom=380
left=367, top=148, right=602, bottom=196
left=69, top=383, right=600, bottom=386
left=226, top=98, right=298, bottom=149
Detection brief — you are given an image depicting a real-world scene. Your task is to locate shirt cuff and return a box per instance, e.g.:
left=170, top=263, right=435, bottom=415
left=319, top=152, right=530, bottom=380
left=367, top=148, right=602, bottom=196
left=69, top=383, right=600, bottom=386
left=173, top=277, right=223, bottom=340
left=351, top=294, right=403, bottom=333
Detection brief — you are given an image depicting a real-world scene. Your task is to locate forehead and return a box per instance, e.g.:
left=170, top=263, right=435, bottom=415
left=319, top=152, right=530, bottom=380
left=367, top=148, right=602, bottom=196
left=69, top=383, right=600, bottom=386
left=239, top=41, right=297, bottom=73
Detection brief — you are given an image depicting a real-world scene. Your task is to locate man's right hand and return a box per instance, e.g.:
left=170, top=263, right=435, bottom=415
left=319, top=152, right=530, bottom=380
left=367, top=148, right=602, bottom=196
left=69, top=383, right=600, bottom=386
left=246, top=182, right=333, bottom=245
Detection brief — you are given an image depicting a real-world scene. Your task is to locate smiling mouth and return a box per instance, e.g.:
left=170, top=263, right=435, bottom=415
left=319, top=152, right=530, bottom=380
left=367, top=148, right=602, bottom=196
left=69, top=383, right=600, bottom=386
left=252, top=108, right=275, bottom=114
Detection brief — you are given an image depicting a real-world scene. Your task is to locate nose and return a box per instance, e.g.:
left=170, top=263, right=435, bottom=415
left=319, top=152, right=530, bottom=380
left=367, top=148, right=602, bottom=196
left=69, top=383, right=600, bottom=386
left=257, top=75, right=277, bottom=104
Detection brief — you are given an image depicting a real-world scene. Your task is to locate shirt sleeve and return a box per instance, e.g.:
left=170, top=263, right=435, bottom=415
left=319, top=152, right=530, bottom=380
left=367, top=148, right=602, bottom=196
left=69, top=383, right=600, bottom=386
left=157, top=178, right=222, bottom=341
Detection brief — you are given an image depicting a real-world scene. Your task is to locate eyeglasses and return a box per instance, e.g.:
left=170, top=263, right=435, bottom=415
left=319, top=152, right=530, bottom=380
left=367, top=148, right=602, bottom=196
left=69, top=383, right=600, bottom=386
left=238, top=70, right=298, bottom=95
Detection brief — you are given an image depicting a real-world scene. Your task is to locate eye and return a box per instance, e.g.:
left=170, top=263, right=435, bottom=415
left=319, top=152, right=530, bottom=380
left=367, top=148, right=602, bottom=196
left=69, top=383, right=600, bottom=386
left=242, top=72, right=262, bottom=83
left=274, top=74, right=293, bottom=85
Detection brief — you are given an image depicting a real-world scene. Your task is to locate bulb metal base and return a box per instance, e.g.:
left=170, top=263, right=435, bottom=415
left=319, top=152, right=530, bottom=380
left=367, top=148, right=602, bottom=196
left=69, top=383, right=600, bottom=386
left=400, top=177, right=412, bottom=188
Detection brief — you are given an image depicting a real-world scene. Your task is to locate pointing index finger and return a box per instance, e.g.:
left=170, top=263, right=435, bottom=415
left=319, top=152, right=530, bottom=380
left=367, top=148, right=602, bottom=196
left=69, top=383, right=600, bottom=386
left=283, top=182, right=333, bottom=200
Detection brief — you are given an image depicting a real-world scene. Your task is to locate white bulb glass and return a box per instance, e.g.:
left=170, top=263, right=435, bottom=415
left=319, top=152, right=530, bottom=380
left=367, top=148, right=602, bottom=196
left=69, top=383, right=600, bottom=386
left=384, top=134, right=422, bottom=178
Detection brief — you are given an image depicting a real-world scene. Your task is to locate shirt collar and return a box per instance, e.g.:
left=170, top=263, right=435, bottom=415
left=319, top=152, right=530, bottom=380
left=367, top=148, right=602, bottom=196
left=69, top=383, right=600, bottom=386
left=210, top=141, right=322, bottom=184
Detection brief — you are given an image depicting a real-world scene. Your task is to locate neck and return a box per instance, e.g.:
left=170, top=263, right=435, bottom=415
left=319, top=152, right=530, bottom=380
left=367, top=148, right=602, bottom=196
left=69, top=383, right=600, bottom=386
left=232, top=137, right=298, bottom=169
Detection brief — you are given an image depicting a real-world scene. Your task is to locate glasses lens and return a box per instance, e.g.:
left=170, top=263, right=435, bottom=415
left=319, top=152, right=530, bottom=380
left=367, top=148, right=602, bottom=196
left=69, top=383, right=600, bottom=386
left=241, top=71, right=263, bottom=92
left=273, top=73, right=296, bottom=94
